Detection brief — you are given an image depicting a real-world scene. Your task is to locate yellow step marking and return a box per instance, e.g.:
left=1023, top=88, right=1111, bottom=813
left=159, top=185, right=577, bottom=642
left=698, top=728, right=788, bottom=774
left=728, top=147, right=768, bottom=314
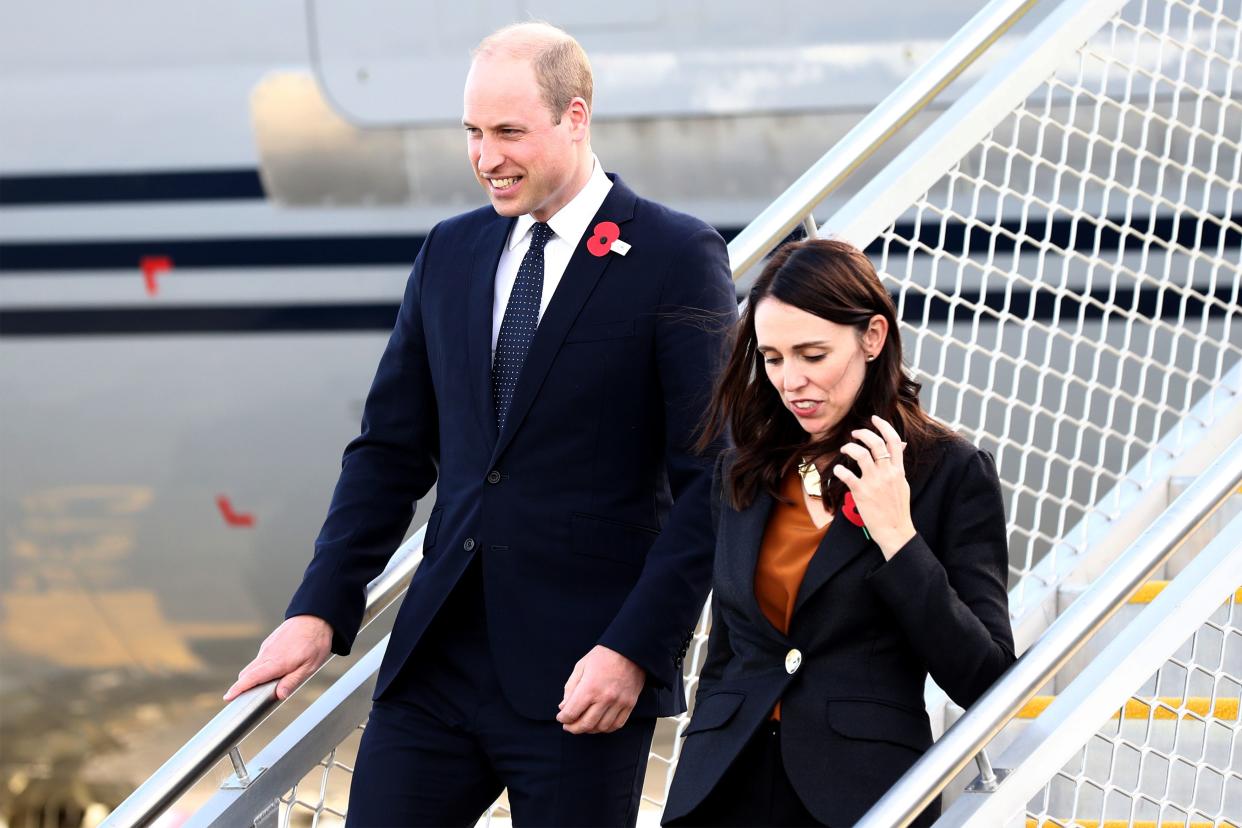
left=1027, top=820, right=1239, bottom=828
left=1016, top=696, right=1239, bottom=721
left=1127, top=581, right=1242, bottom=604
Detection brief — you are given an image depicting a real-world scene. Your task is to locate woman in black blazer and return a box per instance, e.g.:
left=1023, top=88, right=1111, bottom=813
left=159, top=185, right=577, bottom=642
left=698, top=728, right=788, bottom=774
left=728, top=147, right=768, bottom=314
left=664, top=239, right=1015, bottom=827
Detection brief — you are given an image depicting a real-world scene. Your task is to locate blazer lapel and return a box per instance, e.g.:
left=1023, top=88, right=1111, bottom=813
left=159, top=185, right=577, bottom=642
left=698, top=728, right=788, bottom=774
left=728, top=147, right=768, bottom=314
left=793, top=516, right=870, bottom=615
left=792, top=440, right=949, bottom=613
left=466, top=213, right=514, bottom=448
left=489, top=176, right=638, bottom=464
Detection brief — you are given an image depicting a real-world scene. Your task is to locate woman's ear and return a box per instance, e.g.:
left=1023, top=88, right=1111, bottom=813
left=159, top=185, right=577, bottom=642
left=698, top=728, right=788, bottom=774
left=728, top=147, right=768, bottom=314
left=863, top=314, right=889, bottom=359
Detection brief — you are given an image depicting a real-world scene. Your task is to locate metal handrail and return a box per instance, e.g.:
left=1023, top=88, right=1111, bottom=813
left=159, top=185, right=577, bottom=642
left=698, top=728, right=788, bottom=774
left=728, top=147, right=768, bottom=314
left=101, top=529, right=427, bottom=828
left=937, top=510, right=1242, bottom=826
left=856, top=433, right=1242, bottom=828
left=184, top=635, right=391, bottom=828
left=725, top=0, right=1040, bottom=277
left=103, top=3, right=1050, bottom=824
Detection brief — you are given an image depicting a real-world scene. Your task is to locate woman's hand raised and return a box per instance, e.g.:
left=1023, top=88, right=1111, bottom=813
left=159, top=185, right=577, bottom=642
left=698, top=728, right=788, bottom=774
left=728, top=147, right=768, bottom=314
left=832, top=414, right=917, bottom=560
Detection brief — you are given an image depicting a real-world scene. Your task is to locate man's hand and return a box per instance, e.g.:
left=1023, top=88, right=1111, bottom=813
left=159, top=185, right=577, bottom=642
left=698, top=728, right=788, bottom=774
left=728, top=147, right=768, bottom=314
left=223, top=615, right=333, bottom=702
left=556, top=645, right=645, bottom=734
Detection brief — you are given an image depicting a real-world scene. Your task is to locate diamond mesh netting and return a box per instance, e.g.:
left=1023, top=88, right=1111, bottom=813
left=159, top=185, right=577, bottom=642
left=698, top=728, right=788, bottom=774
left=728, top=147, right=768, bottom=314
left=1019, top=588, right=1241, bottom=827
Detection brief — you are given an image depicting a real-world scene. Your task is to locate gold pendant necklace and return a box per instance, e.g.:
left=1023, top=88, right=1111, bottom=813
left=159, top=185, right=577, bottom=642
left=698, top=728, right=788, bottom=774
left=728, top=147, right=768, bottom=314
left=797, top=457, right=822, bottom=499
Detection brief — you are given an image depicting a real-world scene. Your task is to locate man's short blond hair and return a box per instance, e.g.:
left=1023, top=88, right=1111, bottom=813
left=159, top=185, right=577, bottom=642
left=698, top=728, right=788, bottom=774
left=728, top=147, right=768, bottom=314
left=473, top=22, right=593, bottom=124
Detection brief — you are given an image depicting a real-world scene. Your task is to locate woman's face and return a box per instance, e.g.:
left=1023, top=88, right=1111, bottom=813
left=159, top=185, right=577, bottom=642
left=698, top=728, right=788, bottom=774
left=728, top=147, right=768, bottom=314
left=753, top=298, right=886, bottom=440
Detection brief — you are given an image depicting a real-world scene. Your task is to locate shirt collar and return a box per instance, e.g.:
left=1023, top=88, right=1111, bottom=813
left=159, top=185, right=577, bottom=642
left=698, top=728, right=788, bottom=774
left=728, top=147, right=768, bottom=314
left=508, top=155, right=613, bottom=250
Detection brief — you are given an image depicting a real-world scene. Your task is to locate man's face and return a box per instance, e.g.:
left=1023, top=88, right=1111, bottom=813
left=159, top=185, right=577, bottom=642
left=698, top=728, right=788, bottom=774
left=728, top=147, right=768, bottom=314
left=463, top=54, right=586, bottom=222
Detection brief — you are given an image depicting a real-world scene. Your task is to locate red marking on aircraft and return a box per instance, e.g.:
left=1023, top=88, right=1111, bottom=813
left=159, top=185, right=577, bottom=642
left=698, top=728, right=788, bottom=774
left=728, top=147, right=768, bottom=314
left=141, top=256, right=174, bottom=295
left=216, top=495, right=255, bottom=527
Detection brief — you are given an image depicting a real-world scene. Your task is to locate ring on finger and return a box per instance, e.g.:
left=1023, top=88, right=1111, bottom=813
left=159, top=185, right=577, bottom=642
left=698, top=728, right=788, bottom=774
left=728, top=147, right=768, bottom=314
left=876, top=453, right=892, bottom=461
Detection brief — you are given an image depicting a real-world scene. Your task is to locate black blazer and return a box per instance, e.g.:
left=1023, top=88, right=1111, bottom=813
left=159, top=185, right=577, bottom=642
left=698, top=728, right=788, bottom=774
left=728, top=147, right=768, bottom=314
left=664, top=436, right=1015, bottom=826
left=285, top=175, right=738, bottom=720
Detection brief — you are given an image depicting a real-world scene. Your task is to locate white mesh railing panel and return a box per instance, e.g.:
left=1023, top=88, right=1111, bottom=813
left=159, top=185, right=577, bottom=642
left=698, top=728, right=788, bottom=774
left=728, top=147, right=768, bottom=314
left=1019, top=588, right=1241, bottom=827
left=275, top=727, right=359, bottom=828
left=871, top=0, right=1241, bottom=609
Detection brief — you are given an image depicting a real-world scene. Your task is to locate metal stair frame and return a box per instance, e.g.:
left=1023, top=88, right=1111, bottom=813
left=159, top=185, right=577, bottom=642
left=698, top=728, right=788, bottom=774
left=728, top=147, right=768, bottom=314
left=936, top=505, right=1242, bottom=826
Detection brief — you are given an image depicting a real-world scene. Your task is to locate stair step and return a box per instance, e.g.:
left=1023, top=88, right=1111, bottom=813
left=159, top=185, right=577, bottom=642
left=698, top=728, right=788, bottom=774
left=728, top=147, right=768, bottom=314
left=1159, top=481, right=1242, bottom=578
left=940, top=693, right=1241, bottom=810
left=1049, top=582, right=1241, bottom=692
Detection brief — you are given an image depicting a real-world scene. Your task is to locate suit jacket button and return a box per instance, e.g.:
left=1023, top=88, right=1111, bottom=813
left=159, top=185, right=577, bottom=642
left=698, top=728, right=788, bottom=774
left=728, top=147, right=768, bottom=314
left=486, top=470, right=502, bottom=484
left=463, top=538, right=476, bottom=551
left=785, top=648, right=802, bottom=675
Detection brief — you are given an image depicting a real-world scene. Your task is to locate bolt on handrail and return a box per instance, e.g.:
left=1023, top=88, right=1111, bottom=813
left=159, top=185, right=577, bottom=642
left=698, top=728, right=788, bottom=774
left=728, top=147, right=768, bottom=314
left=101, top=529, right=426, bottom=828
left=856, top=433, right=1242, bottom=828
left=103, top=2, right=1048, bottom=825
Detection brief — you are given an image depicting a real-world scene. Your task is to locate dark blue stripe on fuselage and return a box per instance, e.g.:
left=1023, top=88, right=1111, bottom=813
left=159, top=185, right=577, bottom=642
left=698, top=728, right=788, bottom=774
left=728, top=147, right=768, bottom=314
left=0, top=235, right=428, bottom=271
left=0, top=304, right=400, bottom=336
left=0, top=169, right=265, bottom=205
left=1, top=215, right=1236, bottom=273
left=1, top=285, right=1233, bottom=337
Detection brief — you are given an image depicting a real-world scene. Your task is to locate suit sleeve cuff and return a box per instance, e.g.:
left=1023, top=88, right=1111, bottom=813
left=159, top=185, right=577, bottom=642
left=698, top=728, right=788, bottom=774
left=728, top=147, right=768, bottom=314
left=597, top=627, right=680, bottom=690
left=285, top=570, right=362, bottom=657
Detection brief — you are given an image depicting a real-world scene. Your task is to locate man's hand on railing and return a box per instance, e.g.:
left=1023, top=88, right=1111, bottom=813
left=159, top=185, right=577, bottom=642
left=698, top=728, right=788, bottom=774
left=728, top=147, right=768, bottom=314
left=224, top=614, right=334, bottom=702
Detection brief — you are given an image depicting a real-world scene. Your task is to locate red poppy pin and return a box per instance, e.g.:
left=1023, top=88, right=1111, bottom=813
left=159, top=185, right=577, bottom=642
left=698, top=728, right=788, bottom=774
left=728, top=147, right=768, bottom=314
left=842, top=492, right=870, bottom=540
left=586, top=221, right=630, bottom=257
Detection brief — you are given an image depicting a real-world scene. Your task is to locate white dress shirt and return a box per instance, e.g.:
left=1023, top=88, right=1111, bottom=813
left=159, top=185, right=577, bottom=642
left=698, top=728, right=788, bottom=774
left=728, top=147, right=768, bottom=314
left=491, top=156, right=613, bottom=354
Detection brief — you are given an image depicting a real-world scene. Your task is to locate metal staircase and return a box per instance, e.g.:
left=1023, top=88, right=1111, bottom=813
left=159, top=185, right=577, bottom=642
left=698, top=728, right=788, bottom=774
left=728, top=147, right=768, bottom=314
left=103, top=0, right=1241, bottom=824
left=934, top=493, right=1242, bottom=823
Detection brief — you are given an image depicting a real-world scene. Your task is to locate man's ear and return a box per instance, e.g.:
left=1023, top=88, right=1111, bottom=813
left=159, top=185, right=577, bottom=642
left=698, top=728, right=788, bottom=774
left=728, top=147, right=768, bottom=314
left=566, top=96, right=590, bottom=140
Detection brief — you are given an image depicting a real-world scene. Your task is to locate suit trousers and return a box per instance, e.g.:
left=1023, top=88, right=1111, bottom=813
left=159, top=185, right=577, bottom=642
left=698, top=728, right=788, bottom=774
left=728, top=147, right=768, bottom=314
left=664, top=721, right=820, bottom=827
left=346, top=555, right=656, bottom=827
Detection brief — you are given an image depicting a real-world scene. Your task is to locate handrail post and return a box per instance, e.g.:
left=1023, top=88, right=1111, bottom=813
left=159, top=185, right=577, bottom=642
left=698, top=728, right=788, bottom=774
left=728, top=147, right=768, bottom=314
left=801, top=214, right=819, bottom=240
left=964, top=748, right=1009, bottom=793
left=226, top=747, right=254, bottom=788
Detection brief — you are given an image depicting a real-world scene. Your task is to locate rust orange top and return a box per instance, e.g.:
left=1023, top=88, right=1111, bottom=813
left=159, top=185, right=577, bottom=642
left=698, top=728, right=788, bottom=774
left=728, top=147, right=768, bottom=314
left=755, top=469, right=830, bottom=719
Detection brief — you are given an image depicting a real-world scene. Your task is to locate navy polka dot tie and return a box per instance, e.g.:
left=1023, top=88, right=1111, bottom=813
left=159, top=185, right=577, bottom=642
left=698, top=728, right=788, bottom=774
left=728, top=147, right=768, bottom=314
left=493, top=221, right=554, bottom=431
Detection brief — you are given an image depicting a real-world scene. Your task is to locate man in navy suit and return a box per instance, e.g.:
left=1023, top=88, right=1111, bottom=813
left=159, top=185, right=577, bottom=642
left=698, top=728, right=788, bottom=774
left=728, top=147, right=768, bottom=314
left=225, top=21, right=737, bottom=826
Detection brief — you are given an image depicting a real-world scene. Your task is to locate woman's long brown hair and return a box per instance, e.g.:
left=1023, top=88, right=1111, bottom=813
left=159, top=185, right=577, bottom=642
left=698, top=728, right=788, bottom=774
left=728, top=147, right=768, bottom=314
left=699, top=238, right=951, bottom=511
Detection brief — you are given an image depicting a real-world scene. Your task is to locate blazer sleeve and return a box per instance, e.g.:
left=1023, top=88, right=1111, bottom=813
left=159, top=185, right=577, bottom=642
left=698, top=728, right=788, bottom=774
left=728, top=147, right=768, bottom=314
left=865, top=447, right=1016, bottom=708
left=284, top=225, right=442, bottom=656
left=596, top=225, right=738, bottom=688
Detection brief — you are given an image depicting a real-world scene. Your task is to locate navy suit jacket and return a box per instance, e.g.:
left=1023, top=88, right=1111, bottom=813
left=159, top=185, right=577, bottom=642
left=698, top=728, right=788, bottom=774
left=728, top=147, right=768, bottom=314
left=286, top=175, right=738, bottom=720
left=663, top=436, right=1016, bottom=826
